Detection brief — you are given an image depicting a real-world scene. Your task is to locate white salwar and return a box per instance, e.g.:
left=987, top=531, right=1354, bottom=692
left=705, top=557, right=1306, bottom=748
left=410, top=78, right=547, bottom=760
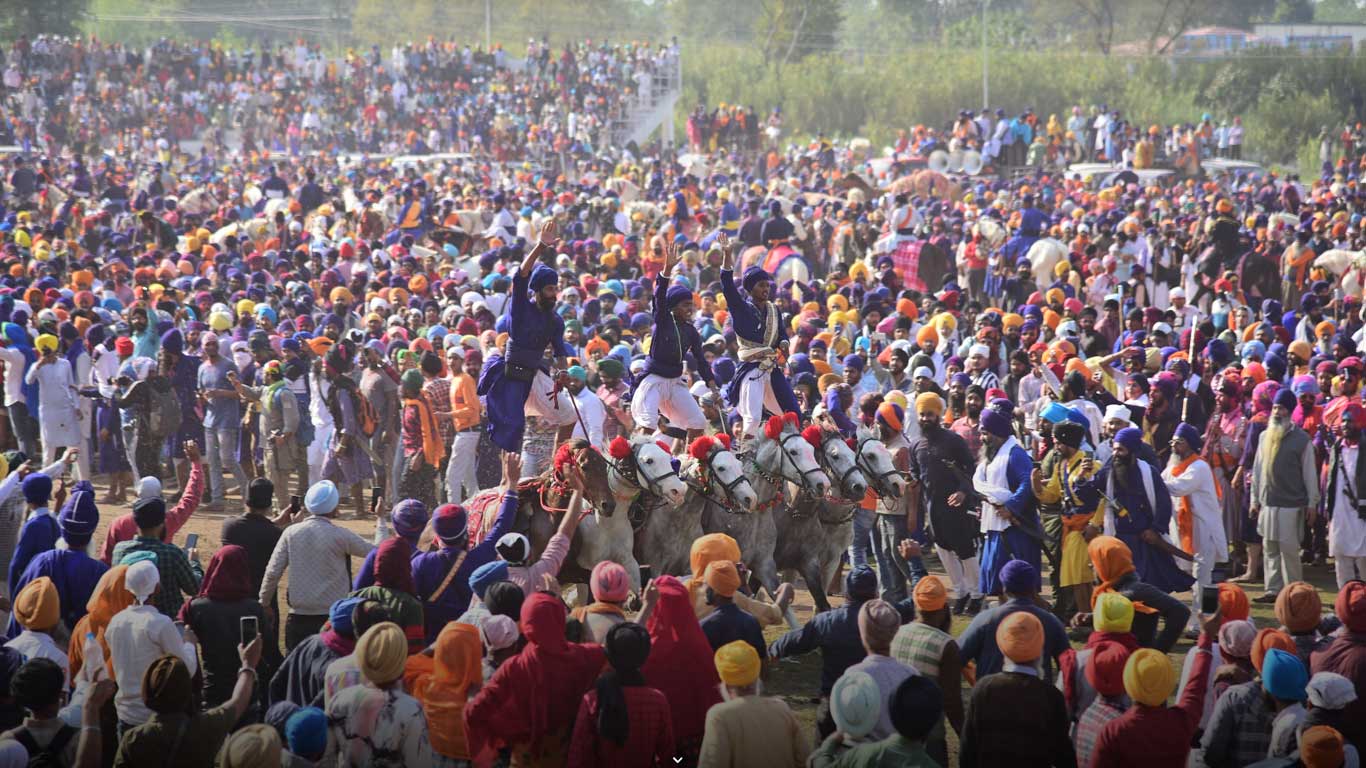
left=1162, top=455, right=1229, bottom=629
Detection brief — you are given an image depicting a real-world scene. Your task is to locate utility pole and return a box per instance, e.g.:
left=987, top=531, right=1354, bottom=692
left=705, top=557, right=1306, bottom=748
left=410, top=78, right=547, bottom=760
left=485, top=0, right=492, bottom=51
left=982, top=0, right=990, bottom=110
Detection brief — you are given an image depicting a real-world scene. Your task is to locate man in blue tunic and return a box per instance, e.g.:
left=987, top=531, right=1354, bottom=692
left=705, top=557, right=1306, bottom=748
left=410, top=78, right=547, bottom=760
left=631, top=240, right=715, bottom=445
left=7, top=481, right=107, bottom=637
left=1000, top=192, right=1048, bottom=266
left=477, top=219, right=578, bottom=455
left=972, top=406, right=1042, bottom=597
left=8, top=473, right=59, bottom=601
left=717, top=233, right=801, bottom=443
left=1081, top=426, right=1195, bottom=594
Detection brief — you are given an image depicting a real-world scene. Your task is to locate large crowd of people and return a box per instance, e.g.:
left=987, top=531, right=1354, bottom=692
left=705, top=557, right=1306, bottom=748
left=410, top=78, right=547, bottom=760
left=0, top=26, right=1359, bottom=768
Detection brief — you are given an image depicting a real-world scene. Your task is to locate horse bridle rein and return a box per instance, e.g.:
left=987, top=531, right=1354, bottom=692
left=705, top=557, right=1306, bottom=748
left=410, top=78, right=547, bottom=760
left=817, top=431, right=865, bottom=500
left=855, top=436, right=904, bottom=498
left=768, top=430, right=828, bottom=494
left=611, top=442, right=680, bottom=502
left=686, top=452, right=753, bottom=514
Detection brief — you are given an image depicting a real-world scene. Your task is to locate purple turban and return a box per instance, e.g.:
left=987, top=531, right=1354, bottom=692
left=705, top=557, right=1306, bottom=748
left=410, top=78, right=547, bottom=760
left=390, top=499, right=429, bottom=541
left=1113, top=427, right=1144, bottom=453
left=1174, top=422, right=1202, bottom=453
left=980, top=408, right=1013, bottom=439
left=1274, top=387, right=1299, bottom=411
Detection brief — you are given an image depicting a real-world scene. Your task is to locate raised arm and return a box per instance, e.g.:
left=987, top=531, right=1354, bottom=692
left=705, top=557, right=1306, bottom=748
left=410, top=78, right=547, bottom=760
left=519, top=218, right=559, bottom=278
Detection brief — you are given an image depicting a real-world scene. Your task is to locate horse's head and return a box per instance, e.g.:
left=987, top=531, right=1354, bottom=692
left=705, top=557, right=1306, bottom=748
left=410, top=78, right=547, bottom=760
left=755, top=413, right=830, bottom=498
left=855, top=425, right=906, bottom=500
left=687, top=434, right=757, bottom=512
left=606, top=435, right=687, bottom=507
left=803, top=425, right=868, bottom=501
left=554, top=439, right=615, bottom=514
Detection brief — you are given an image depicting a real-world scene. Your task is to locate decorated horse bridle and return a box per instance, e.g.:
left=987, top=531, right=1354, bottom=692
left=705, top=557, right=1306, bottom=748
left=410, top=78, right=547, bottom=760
left=609, top=441, right=681, bottom=504
left=855, top=435, right=905, bottom=498
left=817, top=430, right=865, bottom=500
left=749, top=430, right=826, bottom=501
left=684, top=450, right=753, bottom=515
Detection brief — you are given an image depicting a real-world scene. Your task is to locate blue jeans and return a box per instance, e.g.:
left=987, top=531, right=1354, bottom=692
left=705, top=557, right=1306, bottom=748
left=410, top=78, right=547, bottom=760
left=872, top=513, right=925, bottom=602
left=849, top=508, right=874, bottom=570
left=205, top=425, right=247, bottom=503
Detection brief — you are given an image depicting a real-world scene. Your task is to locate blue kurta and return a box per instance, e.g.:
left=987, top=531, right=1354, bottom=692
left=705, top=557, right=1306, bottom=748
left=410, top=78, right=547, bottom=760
left=478, top=270, right=576, bottom=452
left=7, top=549, right=108, bottom=638
left=718, top=269, right=801, bottom=417
left=1084, top=461, right=1196, bottom=594
left=978, top=444, right=1042, bottom=596
left=643, top=276, right=713, bottom=383
left=8, top=514, right=59, bottom=599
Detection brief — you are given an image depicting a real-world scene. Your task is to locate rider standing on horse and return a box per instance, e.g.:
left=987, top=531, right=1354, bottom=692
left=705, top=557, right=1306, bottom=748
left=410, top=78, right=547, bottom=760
left=718, top=234, right=801, bottom=445
left=477, top=219, right=578, bottom=456
left=632, top=240, right=716, bottom=448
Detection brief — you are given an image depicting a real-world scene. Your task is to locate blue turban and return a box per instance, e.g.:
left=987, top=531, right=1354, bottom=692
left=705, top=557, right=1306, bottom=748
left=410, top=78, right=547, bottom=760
left=21, top=474, right=52, bottom=505
left=285, top=707, right=328, bottom=758
left=1065, top=407, right=1090, bottom=435
left=1241, top=340, right=1266, bottom=361
left=988, top=398, right=1014, bottom=418
left=469, top=560, right=509, bottom=600
left=999, top=559, right=1039, bottom=594
left=1261, top=648, right=1308, bottom=702
left=1291, top=375, right=1319, bottom=397
left=843, top=354, right=865, bottom=372
left=528, top=264, right=558, bottom=292
left=950, top=372, right=971, bottom=389
left=1114, top=427, right=1144, bottom=453
left=665, top=284, right=693, bottom=310
left=980, top=408, right=1013, bottom=438
left=390, top=499, right=428, bottom=541
left=788, top=353, right=814, bottom=378
left=304, top=480, right=340, bottom=516
left=58, top=481, right=99, bottom=543
left=328, top=596, right=365, bottom=637
left=1274, top=387, right=1299, bottom=411
left=1174, top=422, right=1203, bottom=453
left=741, top=266, right=772, bottom=291
left=160, top=328, right=184, bottom=356
left=1204, top=339, right=1232, bottom=369
left=1041, top=402, right=1071, bottom=424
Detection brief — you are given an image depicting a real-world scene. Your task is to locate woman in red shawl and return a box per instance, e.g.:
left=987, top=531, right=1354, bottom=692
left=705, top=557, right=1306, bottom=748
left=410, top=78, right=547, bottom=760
left=180, top=544, right=268, bottom=708
left=465, top=592, right=606, bottom=767
left=349, top=537, right=425, bottom=653
left=639, top=575, right=723, bottom=762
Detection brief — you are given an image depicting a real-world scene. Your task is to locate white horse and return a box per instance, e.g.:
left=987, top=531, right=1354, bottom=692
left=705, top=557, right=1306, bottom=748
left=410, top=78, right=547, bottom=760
left=974, top=218, right=1006, bottom=249
left=637, top=437, right=757, bottom=577
left=1314, top=248, right=1366, bottom=299
left=577, top=436, right=688, bottom=598
left=703, top=414, right=829, bottom=610
left=1028, top=237, right=1070, bottom=287
left=777, top=426, right=867, bottom=612
left=605, top=176, right=640, bottom=204
left=179, top=186, right=221, bottom=216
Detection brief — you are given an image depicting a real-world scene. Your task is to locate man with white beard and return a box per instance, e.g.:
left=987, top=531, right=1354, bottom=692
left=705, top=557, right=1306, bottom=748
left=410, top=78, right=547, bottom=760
left=1249, top=388, right=1320, bottom=603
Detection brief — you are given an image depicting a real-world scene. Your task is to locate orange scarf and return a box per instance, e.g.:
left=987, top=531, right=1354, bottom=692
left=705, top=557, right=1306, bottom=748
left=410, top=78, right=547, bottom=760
left=1172, top=453, right=1222, bottom=555
left=1089, top=536, right=1157, bottom=614
left=404, top=396, right=445, bottom=467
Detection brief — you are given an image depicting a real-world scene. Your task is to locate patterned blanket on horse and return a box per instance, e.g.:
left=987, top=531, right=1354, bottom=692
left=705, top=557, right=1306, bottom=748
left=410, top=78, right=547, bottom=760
left=463, top=478, right=548, bottom=548
left=891, top=239, right=927, bottom=292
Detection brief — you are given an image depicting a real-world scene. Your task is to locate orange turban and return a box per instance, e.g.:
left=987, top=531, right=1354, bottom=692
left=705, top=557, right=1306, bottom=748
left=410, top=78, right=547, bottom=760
left=1088, top=536, right=1156, bottom=614
left=1252, top=628, right=1296, bottom=673
left=996, top=611, right=1044, bottom=663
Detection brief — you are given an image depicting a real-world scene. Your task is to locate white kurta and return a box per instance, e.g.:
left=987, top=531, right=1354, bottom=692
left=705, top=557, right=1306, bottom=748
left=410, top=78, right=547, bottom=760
left=1330, top=445, right=1366, bottom=558
left=1162, top=455, right=1230, bottom=559
left=24, top=357, right=81, bottom=447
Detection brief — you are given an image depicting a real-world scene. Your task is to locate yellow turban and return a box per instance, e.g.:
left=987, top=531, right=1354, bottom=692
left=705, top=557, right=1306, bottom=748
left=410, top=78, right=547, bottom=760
left=329, top=287, right=354, bottom=305
left=34, top=334, right=58, bottom=354
left=715, top=640, right=762, bottom=687
left=1045, top=288, right=1065, bottom=306
left=884, top=390, right=908, bottom=410
left=235, top=299, right=255, bottom=317
left=912, top=575, right=948, bottom=612
left=1092, top=591, right=1135, bottom=633
left=356, top=622, right=408, bottom=685
left=996, top=611, right=1044, bottom=663
left=218, top=724, right=282, bottom=768
left=934, top=313, right=957, bottom=332
left=14, top=576, right=59, bottom=631
left=827, top=294, right=849, bottom=312
left=1053, top=260, right=1071, bottom=278
left=849, top=261, right=870, bottom=282
left=1288, top=340, right=1312, bottom=361
left=703, top=560, right=741, bottom=598
left=689, top=534, right=741, bottom=581
left=1002, top=313, right=1024, bottom=329
left=209, top=311, right=233, bottom=332
left=1123, top=648, right=1176, bottom=706
left=915, top=392, right=945, bottom=416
